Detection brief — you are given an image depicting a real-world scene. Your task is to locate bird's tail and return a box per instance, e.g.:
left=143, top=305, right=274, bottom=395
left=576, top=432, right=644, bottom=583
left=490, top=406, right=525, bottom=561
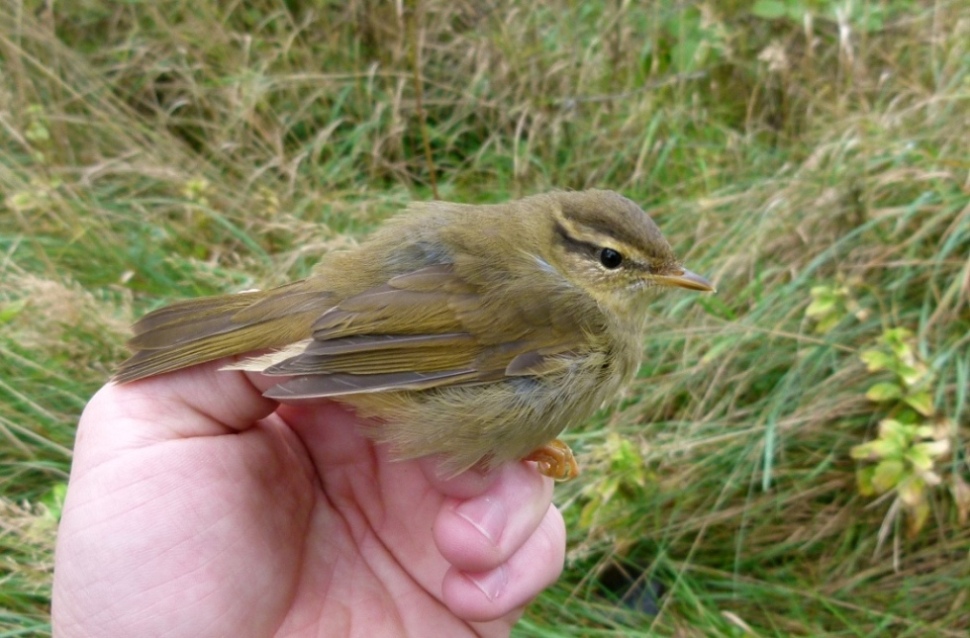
left=114, top=282, right=324, bottom=383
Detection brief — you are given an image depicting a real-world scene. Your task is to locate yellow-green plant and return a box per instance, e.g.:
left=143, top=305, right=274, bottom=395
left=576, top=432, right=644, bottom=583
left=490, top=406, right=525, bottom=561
left=805, top=280, right=867, bottom=334
left=851, top=328, right=957, bottom=537
left=859, top=328, right=934, bottom=419
left=851, top=418, right=950, bottom=537
left=577, top=433, right=654, bottom=542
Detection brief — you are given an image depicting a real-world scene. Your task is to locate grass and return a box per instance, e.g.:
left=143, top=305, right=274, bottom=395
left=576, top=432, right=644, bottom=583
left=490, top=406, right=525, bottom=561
left=1, top=0, right=968, bottom=635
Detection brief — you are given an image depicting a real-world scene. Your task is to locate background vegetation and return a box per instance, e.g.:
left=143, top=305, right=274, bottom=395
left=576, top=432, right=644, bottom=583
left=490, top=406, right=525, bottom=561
left=1, top=0, right=968, bottom=635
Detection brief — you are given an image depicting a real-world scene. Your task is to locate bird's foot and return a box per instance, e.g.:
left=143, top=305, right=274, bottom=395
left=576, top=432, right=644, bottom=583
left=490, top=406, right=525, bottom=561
left=524, top=439, right=579, bottom=481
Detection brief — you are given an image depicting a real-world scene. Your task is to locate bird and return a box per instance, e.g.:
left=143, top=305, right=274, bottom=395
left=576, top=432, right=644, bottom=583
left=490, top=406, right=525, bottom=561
left=115, top=190, right=714, bottom=480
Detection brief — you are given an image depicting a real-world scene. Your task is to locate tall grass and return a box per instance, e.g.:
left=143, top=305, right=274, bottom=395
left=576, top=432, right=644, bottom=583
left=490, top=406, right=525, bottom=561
left=1, top=1, right=967, bottom=635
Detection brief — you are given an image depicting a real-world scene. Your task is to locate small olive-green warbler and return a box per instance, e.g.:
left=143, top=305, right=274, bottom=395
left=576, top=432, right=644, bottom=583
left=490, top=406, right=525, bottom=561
left=116, top=190, right=714, bottom=479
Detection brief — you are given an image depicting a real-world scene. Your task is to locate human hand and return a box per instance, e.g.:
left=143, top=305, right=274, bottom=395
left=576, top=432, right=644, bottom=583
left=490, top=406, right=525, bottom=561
left=52, top=361, right=565, bottom=636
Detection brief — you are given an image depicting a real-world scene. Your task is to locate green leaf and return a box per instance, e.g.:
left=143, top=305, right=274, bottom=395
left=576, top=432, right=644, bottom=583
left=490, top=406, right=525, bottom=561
left=903, top=391, right=935, bottom=416
left=805, top=296, right=835, bottom=318
left=906, top=445, right=934, bottom=472
left=851, top=441, right=876, bottom=460
left=806, top=287, right=840, bottom=318
left=878, top=419, right=914, bottom=446
left=610, top=437, right=639, bottom=468
left=814, top=314, right=840, bottom=334
left=0, top=298, right=28, bottom=324
left=579, top=498, right=601, bottom=529
left=897, top=362, right=927, bottom=388
left=889, top=341, right=913, bottom=361
left=865, top=382, right=902, bottom=402
left=751, top=0, right=788, bottom=19
left=895, top=408, right=921, bottom=425
left=25, top=119, right=51, bottom=143
left=856, top=466, right=877, bottom=496
left=809, top=285, right=832, bottom=297
left=860, top=349, right=892, bottom=372
left=851, top=437, right=901, bottom=460
left=872, top=459, right=906, bottom=494
left=41, top=482, right=68, bottom=520
left=882, top=327, right=913, bottom=352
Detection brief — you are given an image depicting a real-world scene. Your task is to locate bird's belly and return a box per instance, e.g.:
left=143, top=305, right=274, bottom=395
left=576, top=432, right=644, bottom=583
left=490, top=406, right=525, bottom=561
left=343, top=357, right=630, bottom=476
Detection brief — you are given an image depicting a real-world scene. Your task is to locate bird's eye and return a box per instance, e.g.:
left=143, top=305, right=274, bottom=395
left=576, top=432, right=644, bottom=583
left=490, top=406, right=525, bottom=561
left=599, top=248, right=623, bottom=269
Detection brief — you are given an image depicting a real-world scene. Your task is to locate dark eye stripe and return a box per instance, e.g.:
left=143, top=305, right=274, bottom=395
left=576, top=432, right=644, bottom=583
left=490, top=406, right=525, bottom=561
left=554, top=220, right=633, bottom=272
left=553, top=220, right=600, bottom=256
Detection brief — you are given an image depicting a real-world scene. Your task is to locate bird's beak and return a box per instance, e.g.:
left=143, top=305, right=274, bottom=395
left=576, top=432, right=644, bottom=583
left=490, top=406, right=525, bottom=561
left=654, top=267, right=716, bottom=292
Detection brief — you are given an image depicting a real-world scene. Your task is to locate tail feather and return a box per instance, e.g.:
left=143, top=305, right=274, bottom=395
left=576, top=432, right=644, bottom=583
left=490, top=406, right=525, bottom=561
left=115, top=285, right=326, bottom=383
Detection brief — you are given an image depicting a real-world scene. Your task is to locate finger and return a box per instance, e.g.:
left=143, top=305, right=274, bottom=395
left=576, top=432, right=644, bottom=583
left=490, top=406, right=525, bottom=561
left=441, top=502, right=565, bottom=622
left=79, top=360, right=277, bottom=454
left=433, top=461, right=554, bottom=574
left=418, top=456, right=503, bottom=500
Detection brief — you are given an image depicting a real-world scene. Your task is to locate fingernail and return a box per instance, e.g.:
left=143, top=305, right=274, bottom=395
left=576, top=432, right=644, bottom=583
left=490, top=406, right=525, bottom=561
left=455, top=495, right=507, bottom=545
left=466, top=565, right=508, bottom=601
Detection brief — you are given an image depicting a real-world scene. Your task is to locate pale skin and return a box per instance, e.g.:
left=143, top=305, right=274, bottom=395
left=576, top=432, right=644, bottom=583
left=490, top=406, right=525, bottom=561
left=52, top=360, right=566, bottom=637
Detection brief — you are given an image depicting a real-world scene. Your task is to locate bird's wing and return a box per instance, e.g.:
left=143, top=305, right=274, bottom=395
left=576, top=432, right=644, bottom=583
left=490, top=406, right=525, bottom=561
left=261, top=264, right=589, bottom=399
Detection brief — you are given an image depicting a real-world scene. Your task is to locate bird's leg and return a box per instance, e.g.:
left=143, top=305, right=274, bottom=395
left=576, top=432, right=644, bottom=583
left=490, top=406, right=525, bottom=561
left=524, top=439, right=579, bottom=481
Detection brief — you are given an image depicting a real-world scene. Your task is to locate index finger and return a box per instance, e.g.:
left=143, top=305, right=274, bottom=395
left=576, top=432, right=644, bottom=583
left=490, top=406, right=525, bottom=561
left=77, top=361, right=278, bottom=461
